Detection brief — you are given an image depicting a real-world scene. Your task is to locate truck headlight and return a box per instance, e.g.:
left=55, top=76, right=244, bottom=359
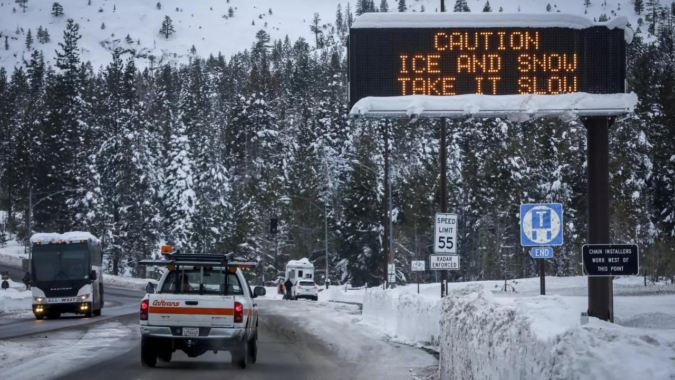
left=79, top=294, right=90, bottom=300
left=34, top=297, right=45, bottom=302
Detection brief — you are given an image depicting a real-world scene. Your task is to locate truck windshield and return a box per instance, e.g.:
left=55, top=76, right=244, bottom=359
left=159, top=270, right=244, bottom=295
left=32, top=245, right=90, bottom=282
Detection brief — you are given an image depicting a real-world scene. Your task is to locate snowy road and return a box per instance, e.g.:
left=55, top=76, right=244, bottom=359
left=0, top=262, right=145, bottom=340
left=5, top=298, right=436, bottom=380
left=0, top=286, right=143, bottom=340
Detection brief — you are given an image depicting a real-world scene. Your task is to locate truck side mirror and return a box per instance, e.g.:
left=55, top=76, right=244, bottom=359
left=90, top=270, right=97, bottom=281
left=146, top=282, right=156, bottom=294
left=253, top=286, right=266, bottom=297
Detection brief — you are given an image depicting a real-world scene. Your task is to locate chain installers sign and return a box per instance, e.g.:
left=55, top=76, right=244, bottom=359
left=348, top=14, right=627, bottom=108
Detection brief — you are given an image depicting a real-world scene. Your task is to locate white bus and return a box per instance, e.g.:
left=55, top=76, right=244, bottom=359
left=29, top=232, right=103, bottom=320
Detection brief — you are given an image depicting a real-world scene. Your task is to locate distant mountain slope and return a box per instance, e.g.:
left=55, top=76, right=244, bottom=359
left=0, top=0, right=646, bottom=70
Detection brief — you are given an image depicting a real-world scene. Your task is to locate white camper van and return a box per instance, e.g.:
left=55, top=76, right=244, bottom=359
left=285, top=259, right=317, bottom=300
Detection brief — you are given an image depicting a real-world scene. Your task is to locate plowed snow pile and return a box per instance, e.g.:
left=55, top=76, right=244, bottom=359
left=439, top=285, right=675, bottom=380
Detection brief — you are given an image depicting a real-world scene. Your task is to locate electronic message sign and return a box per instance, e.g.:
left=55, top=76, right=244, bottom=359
left=348, top=14, right=627, bottom=109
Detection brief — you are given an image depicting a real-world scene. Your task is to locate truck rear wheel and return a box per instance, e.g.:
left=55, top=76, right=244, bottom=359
left=248, top=332, right=258, bottom=364
left=158, top=350, right=172, bottom=363
left=141, top=337, right=157, bottom=368
left=231, top=339, right=248, bottom=369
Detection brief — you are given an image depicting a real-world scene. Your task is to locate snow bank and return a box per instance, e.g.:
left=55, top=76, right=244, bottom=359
left=0, top=283, right=32, bottom=314
left=438, top=285, right=675, bottom=380
left=350, top=93, right=638, bottom=119
left=0, top=239, right=28, bottom=268
left=321, top=286, right=367, bottom=304
left=103, top=274, right=157, bottom=292
left=362, top=288, right=441, bottom=348
left=353, top=13, right=624, bottom=30
left=30, top=232, right=100, bottom=244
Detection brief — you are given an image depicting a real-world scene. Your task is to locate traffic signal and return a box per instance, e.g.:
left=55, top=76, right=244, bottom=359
left=270, top=218, right=278, bottom=234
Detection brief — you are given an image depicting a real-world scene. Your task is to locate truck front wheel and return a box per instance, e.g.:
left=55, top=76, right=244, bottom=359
left=141, top=337, right=157, bottom=368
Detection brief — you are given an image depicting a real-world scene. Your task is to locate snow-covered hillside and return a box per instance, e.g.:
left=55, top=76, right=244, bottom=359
left=0, top=0, right=646, bottom=71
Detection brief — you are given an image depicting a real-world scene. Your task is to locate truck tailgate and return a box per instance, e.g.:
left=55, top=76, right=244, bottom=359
left=148, top=294, right=235, bottom=327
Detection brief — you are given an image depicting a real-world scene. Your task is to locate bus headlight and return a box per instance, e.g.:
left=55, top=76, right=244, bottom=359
left=34, top=297, right=45, bottom=302
left=79, top=294, right=90, bottom=300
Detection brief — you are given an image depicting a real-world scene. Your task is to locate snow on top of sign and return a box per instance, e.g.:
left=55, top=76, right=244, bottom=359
left=351, top=13, right=632, bottom=43
left=30, top=232, right=100, bottom=244
left=350, top=93, right=638, bottom=120
left=287, top=258, right=314, bottom=268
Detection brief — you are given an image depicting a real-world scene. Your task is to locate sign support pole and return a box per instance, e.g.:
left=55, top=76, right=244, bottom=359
left=584, top=116, right=614, bottom=322
left=439, top=118, right=448, bottom=298
left=539, top=259, right=545, bottom=295
left=383, top=121, right=392, bottom=288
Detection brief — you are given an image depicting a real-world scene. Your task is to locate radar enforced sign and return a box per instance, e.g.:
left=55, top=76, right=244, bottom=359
left=430, top=254, right=460, bottom=270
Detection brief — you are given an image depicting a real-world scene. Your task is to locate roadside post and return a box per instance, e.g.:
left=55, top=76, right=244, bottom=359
left=521, top=204, right=563, bottom=296
left=411, top=260, right=426, bottom=294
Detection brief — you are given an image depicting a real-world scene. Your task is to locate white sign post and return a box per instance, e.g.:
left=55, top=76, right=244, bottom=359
left=434, top=213, right=458, bottom=254
left=411, top=261, right=426, bottom=294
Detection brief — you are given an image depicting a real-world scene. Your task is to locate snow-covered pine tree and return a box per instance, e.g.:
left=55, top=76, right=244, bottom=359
left=228, top=7, right=234, bottom=17
left=380, top=0, right=389, bottom=12
left=160, top=16, right=175, bottom=39
left=42, top=19, right=88, bottom=232
left=584, top=0, right=591, bottom=9
left=164, top=124, right=197, bottom=251
left=336, top=4, right=345, bottom=36
left=345, top=2, right=355, bottom=28
left=156, top=2, right=161, bottom=10
left=25, top=29, right=33, bottom=49
left=335, top=125, right=382, bottom=286
left=483, top=1, right=492, bottom=12
left=398, top=0, right=407, bottom=12
left=51, top=2, right=63, bottom=17
left=310, top=13, right=323, bottom=47
left=454, top=0, right=470, bottom=12
left=15, top=0, right=27, bottom=13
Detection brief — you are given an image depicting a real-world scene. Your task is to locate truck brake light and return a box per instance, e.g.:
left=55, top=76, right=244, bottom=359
left=297, top=286, right=302, bottom=289
left=234, top=302, right=243, bottom=323
left=140, top=299, right=149, bottom=320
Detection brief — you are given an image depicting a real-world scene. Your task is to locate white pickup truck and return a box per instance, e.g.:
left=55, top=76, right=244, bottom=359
left=139, top=252, right=266, bottom=369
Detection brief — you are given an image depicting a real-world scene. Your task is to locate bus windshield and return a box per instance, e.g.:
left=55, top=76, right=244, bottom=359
left=32, top=245, right=91, bottom=282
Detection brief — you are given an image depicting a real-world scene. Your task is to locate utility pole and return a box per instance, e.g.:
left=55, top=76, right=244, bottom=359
left=325, top=202, right=329, bottom=287
left=439, top=1, right=448, bottom=299
left=584, top=116, right=613, bottom=322
left=28, top=188, right=32, bottom=262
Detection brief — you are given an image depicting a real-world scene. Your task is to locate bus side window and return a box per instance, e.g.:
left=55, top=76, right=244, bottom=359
left=298, top=270, right=303, bottom=279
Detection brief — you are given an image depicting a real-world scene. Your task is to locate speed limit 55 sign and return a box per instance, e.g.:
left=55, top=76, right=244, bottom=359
left=434, top=213, right=457, bottom=254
